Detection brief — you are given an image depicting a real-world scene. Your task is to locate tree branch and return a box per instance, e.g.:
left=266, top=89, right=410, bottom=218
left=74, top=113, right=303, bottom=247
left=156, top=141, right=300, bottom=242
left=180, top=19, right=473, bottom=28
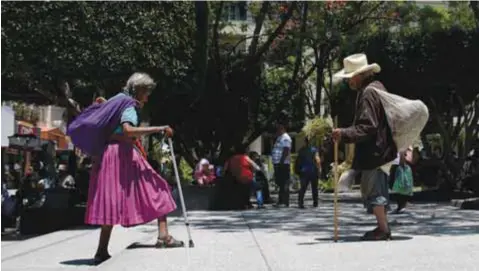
left=453, top=93, right=466, bottom=142
left=470, top=94, right=479, bottom=140
left=470, top=1, right=479, bottom=28
left=193, top=1, right=209, bottom=96
left=291, top=2, right=308, bottom=83
left=249, top=1, right=270, bottom=56
left=244, top=62, right=317, bottom=145
left=212, top=2, right=225, bottom=65
left=211, top=2, right=230, bottom=95
left=245, top=1, right=298, bottom=66
left=340, top=1, right=386, bottom=32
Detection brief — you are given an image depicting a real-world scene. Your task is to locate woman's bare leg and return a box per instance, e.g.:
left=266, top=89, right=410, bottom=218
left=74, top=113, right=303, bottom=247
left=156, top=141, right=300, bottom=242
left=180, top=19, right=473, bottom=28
left=94, top=225, right=113, bottom=261
left=156, top=216, right=184, bottom=248
left=157, top=216, right=168, bottom=238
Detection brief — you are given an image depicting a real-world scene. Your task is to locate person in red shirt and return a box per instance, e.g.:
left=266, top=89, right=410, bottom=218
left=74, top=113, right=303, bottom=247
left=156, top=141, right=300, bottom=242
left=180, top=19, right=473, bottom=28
left=224, top=146, right=262, bottom=209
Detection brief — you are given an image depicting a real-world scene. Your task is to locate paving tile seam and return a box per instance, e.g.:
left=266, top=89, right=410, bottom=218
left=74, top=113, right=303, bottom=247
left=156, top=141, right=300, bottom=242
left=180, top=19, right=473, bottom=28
left=1, top=229, right=96, bottom=262
left=240, top=211, right=273, bottom=271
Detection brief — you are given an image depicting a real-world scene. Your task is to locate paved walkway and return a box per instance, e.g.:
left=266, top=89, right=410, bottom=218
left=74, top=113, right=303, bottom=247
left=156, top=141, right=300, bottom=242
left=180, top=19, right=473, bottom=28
left=2, top=193, right=479, bottom=271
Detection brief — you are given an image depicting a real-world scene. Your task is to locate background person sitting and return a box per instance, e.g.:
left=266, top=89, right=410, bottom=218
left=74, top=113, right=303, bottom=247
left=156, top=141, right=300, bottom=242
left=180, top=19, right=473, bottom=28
left=249, top=151, right=272, bottom=204
left=58, top=165, right=75, bottom=190
left=226, top=146, right=263, bottom=209
left=193, top=159, right=216, bottom=186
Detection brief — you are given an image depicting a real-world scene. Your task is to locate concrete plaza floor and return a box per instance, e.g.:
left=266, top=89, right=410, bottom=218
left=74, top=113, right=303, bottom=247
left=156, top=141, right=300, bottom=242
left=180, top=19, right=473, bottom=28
left=2, top=192, right=479, bottom=271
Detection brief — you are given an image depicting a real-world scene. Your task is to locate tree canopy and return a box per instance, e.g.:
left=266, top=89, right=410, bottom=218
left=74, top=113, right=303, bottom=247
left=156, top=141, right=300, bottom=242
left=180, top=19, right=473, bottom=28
left=339, top=1, right=478, bottom=161
left=2, top=1, right=477, bottom=167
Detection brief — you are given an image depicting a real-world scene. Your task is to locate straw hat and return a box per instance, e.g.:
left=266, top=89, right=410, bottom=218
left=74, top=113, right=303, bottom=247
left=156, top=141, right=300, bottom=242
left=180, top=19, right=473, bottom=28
left=333, top=53, right=381, bottom=79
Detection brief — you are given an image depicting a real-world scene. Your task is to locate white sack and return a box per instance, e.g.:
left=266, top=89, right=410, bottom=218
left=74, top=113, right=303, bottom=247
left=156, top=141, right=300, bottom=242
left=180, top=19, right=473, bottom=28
left=371, top=87, right=429, bottom=152
left=338, top=169, right=358, bottom=193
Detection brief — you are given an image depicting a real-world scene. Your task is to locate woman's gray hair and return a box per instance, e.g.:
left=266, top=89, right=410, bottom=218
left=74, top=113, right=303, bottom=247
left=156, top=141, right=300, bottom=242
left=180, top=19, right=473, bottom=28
left=123, top=72, right=157, bottom=96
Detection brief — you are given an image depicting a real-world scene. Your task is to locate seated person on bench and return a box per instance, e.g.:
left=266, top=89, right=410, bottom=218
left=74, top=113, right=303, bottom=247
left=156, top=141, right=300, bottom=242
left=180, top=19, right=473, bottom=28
left=193, top=159, right=216, bottom=186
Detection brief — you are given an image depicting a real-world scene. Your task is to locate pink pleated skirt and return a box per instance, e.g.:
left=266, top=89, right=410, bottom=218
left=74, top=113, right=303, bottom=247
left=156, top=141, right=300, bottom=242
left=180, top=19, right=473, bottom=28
left=85, top=141, right=177, bottom=227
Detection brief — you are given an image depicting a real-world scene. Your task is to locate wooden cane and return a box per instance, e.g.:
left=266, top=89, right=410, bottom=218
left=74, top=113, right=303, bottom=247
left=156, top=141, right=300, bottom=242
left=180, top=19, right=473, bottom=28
left=333, top=116, right=339, bottom=242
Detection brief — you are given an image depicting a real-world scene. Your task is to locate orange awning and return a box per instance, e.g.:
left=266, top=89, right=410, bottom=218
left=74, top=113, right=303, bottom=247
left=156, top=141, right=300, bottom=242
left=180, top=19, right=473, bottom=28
left=40, top=127, right=69, bottom=150
left=17, top=121, right=34, bottom=127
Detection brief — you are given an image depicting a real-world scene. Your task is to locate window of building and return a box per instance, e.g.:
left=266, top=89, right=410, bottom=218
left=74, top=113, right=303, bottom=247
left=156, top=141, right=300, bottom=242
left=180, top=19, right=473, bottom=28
left=223, top=2, right=248, bottom=21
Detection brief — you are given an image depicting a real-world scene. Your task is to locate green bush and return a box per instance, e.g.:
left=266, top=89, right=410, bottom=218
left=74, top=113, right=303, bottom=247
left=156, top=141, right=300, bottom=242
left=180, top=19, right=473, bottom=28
left=159, top=157, right=193, bottom=185
left=179, top=158, right=193, bottom=184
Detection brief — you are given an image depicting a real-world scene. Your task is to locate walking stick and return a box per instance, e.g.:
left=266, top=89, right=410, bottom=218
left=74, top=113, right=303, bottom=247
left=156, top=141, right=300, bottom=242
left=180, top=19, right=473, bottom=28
left=168, top=137, right=195, bottom=248
left=333, top=116, right=339, bottom=242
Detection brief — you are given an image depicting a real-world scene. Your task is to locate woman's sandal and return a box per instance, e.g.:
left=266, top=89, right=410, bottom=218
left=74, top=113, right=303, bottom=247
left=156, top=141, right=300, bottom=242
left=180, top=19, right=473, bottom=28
left=93, top=253, right=111, bottom=265
left=155, top=235, right=185, bottom=249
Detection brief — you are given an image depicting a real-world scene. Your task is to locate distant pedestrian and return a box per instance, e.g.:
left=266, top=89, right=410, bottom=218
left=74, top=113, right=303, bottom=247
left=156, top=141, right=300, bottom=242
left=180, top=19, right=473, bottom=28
left=272, top=121, right=292, bottom=208
left=249, top=151, right=272, bottom=204
left=295, top=137, right=321, bottom=208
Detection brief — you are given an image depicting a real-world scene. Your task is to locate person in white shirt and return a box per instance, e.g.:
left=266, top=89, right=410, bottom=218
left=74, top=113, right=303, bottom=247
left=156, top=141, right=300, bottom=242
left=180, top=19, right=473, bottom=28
left=271, top=121, right=292, bottom=207
left=58, top=164, right=75, bottom=190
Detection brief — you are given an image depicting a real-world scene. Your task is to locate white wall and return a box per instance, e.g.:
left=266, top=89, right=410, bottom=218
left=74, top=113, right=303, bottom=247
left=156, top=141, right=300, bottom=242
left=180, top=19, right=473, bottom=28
left=1, top=106, right=15, bottom=147
left=37, top=105, right=67, bottom=132
left=248, top=136, right=263, bottom=154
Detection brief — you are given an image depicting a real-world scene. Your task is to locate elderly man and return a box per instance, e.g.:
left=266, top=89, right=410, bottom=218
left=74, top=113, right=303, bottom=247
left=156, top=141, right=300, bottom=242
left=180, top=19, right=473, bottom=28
left=332, top=54, right=397, bottom=241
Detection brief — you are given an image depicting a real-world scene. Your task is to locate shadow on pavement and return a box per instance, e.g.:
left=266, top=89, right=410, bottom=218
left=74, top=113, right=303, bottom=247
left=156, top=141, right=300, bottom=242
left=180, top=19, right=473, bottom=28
left=186, top=201, right=479, bottom=237
left=60, top=258, right=96, bottom=266
left=127, top=242, right=157, bottom=249
left=1, top=230, right=39, bottom=242
left=296, top=235, right=413, bottom=245
left=162, top=186, right=479, bottom=238
left=126, top=242, right=186, bottom=250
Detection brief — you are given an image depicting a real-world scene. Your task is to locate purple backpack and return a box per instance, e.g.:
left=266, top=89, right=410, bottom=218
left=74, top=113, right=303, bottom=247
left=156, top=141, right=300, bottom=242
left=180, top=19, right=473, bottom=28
left=67, top=93, right=137, bottom=156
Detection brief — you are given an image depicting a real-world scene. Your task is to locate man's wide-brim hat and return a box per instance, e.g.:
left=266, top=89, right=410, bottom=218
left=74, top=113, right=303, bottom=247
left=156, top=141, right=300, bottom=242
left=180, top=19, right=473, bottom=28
left=333, top=53, right=381, bottom=79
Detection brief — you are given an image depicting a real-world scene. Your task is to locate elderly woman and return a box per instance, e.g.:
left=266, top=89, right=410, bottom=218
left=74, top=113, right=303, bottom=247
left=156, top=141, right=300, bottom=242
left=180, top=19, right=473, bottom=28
left=85, top=73, right=183, bottom=264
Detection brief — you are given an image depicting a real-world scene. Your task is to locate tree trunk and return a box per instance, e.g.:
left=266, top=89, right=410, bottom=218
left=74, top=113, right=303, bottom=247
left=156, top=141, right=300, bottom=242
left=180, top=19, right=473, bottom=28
left=315, top=65, right=323, bottom=116
left=194, top=1, right=209, bottom=98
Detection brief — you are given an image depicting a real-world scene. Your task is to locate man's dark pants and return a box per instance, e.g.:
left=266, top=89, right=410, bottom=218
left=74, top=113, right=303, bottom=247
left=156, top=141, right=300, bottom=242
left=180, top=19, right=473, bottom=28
left=298, top=171, right=319, bottom=207
left=274, top=164, right=290, bottom=206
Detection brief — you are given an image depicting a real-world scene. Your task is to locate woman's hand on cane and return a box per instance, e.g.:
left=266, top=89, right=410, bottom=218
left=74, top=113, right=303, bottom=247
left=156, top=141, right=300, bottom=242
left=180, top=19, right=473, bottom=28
left=164, top=126, right=174, bottom=137
left=154, top=126, right=174, bottom=137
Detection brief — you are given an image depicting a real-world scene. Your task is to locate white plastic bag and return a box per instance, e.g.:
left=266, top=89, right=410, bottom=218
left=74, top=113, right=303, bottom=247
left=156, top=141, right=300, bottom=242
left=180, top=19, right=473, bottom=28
left=338, top=169, right=358, bottom=192
left=370, top=87, right=429, bottom=152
